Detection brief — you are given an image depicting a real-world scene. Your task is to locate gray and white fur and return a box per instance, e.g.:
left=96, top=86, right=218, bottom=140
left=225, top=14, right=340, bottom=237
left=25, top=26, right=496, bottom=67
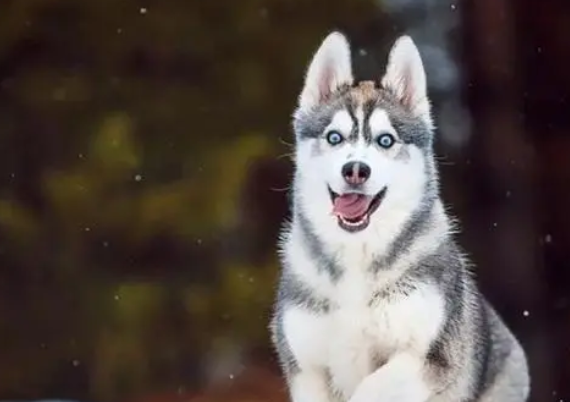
left=269, top=32, right=530, bottom=402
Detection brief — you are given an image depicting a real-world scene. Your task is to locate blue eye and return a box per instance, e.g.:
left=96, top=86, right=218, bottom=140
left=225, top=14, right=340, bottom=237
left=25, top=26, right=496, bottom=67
left=376, top=133, right=395, bottom=149
left=326, top=131, right=344, bottom=146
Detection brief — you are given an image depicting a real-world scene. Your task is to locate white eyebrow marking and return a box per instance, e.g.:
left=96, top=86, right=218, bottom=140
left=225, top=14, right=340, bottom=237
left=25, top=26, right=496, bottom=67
left=368, top=108, right=398, bottom=138
left=325, top=109, right=354, bottom=136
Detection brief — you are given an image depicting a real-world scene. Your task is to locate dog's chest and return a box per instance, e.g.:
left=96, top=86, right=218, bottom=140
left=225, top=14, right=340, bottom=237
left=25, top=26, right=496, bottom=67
left=283, top=271, right=444, bottom=398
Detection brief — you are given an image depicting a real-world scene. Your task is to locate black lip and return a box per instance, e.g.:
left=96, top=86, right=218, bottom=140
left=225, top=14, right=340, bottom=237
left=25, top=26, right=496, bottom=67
left=328, top=186, right=387, bottom=233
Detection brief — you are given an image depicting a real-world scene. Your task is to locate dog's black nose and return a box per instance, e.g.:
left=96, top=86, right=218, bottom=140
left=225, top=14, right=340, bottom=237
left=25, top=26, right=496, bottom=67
left=342, top=161, right=371, bottom=185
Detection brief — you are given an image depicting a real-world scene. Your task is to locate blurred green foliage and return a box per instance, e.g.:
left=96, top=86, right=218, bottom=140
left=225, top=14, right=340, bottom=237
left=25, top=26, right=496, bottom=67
left=0, top=0, right=380, bottom=400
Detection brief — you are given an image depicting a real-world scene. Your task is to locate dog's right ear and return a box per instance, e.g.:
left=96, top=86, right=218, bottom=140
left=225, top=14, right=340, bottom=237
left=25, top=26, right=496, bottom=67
left=298, top=32, right=354, bottom=111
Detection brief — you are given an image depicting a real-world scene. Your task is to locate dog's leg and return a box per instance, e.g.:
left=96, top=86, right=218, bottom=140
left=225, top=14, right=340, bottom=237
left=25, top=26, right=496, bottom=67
left=289, top=369, right=334, bottom=402
left=347, top=353, right=432, bottom=402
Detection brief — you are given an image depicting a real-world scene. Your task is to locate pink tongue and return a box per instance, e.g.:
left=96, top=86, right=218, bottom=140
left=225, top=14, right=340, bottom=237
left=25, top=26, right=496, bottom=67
left=333, top=194, right=372, bottom=219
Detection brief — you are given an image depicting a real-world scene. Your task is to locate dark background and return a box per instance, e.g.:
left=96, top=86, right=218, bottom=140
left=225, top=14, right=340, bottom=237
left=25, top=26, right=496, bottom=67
left=0, top=0, right=568, bottom=401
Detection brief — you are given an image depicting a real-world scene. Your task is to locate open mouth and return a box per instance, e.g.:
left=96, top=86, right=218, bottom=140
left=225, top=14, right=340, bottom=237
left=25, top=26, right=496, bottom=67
left=328, top=186, right=387, bottom=233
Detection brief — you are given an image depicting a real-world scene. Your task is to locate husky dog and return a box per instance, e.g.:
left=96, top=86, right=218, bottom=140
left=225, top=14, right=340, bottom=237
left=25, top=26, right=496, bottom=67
left=270, top=32, right=530, bottom=402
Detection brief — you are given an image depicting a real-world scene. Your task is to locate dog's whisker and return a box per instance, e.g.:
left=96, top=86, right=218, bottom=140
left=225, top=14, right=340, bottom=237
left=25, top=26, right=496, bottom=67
left=277, top=152, right=295, bottom=160
left=270, top=186, right=291, bottom=193
left=278, top=137, right=295, bottom=147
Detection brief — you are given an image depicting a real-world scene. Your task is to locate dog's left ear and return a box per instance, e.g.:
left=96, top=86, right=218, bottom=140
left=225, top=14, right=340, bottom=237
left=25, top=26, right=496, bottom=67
left=298, top=32, right=354, bottom=111
left=381, top=36, right=432, bottom=128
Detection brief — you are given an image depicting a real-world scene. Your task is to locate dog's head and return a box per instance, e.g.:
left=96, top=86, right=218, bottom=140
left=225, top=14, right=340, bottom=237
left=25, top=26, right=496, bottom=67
left=292, top=32, right=438, bottom=244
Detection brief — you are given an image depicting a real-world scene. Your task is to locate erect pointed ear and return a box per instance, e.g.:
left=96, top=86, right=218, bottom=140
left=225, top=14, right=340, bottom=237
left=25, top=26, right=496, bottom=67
left=381, top=36, right=432, bottom=127
left=298, top=32, right=354, bottom=111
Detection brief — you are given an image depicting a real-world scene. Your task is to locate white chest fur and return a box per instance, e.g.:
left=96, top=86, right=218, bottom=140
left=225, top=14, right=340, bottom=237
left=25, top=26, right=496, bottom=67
left=282, top=269, right=445, bottom=399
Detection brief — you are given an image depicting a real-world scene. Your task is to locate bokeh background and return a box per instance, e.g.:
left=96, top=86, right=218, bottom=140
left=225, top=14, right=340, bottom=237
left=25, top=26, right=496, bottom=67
left=0, top=0, right=569, bottom=401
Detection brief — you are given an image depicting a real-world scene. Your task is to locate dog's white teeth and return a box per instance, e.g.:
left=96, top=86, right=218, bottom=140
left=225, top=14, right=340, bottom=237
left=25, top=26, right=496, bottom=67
left=341, top=216, right=367, bottom=226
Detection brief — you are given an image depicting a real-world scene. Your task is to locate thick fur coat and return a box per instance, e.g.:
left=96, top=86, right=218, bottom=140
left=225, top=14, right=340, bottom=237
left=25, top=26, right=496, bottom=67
left=270, top=32, right=530, bottom=402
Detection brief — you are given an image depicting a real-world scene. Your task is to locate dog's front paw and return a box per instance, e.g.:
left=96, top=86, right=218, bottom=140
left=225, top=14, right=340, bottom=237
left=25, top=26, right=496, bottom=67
left=347, top=355, right=430, bottom=402
left=349, top=375, right=421, bottom=402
